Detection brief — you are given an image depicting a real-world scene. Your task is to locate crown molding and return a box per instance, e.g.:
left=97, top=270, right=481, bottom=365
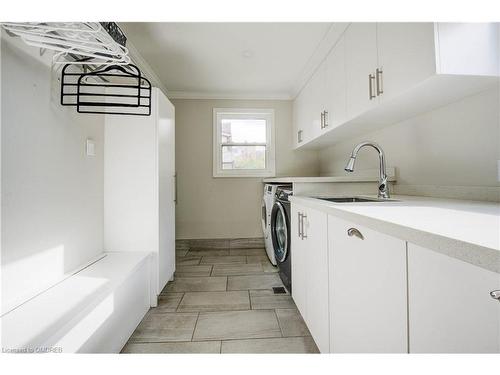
left=290, top=22, right=350, bottom=99
left=167, top=90, right=293, bottom=101
left=121, top=23, right=349, bottom=102
left=124, top=38, right=169, bottom=95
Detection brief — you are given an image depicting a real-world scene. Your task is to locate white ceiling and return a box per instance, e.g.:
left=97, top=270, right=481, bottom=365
left=120, top=23, right=333, bottom=99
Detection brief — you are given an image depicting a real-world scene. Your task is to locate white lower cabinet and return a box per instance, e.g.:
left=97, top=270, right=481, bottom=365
left=291, top=203, right=329, bottom=353
left=292, top=203, right=500, bottom=353
left=328, top=215, right=408, bottom=353
left=408, top=243, right=500, bottom=353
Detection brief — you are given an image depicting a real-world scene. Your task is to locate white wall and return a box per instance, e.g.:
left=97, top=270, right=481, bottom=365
left=173, top=98, right=319, bottom=239
left=1, top=34, right=105, bottom=313
left=318, top=87, right=500, bottom=200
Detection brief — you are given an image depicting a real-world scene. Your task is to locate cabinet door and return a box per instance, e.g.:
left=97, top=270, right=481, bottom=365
left=291, top=204, right=307, bottom=318
left=303, top=207, right=329, bottom=353
left=328, top=215, right=407, bottom=353
left=292, top=90, right=307, bottom=148
left=158, top=91, right=176, bottom=292
left=345, top=23, right=378, bottom=119
left=408, top=243, right=500, bottom=353
left=325, top=34, right=347, bottom=130
left=307, top=60, right=327, bottom=140
left=376, top=23, right=436, bottom=103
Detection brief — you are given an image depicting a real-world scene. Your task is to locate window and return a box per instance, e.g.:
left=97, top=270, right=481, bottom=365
left=213, top=108, right=275, bottom=177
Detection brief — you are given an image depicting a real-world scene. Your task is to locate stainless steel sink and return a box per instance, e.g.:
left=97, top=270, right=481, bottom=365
left=314, top=196, right=395, bottom=203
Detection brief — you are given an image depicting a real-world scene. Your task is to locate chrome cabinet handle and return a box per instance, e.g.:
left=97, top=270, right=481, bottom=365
left=376, top=68, right=384, bottom=96
left=298, top=212, right=303, bottom=239
left=347, top=227, right=364, bottom=240
left=368, top=73, right=376, bottom=100
left=302, top=214, right=308, bottom=239
left=490, top=290, right=500, bottom=301
left=297, top=130, right=303, bottom=143
left=323, top=111, right=328, bottom=128
left=174, top=173, right=178, bottom=204
left=320, top=111, right=325, bottom=129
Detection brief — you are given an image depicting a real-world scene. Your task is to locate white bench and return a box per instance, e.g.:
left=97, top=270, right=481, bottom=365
left=1, top=252, right=152, bottom=353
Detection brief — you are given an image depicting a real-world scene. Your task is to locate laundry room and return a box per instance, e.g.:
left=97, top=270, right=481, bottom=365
left=1, top=1, right=500, bottom=375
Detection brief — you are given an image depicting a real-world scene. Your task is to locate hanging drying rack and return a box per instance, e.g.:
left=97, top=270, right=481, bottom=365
left=3, top=21, right=152, bottom=116
left=61, top=63, right=152, bottom=116
left=1, top=22, right=130, bottom=65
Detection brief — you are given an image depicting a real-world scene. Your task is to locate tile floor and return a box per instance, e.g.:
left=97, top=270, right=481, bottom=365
left=121, top=245, right=319, bottom=353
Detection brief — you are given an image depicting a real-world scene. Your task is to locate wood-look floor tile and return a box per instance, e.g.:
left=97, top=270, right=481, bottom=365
left=128, top=312, right=198, bottom=342
left=193, top=310, right=281, bottom=341
left=250, top=290, right=296, bottom=310
left=227, top=274, right=283, bottom=291
left=176, top=249, right=189, bottom=257
left=150, top=293, right=184, bottom=312
left=175, top=265, right=213, bottom=277
left=211, top=263, right=264, bottom=276
left=200, top=255, right=246, bottom=265
left=176, top=256, right=202, bottom=266
left=121, top=341, right=221, bottom=353
left=189, top=239, right=230, bottom=249
left=221, top=336, right=319, bottom=353
left=187, top=249, right=230, bottom=257
left=177, top=291, right=250, bottom=312
left=229, top=248, right=266, bottom=256
left=229, top=238, right=265, bottom=249
left=246, top=255, right=271, bottom=264
left=165, top=277, right=227, bottom=292
left=275, top=308, right=311, bottom=337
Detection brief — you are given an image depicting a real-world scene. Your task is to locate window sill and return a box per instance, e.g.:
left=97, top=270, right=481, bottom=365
left=213, top=171, right=276, bottom=178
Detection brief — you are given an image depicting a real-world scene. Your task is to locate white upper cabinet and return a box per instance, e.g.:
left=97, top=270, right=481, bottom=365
left=436, top=23, right=499, bottom=76
left=408, top=243, right=500, bottom=353
left=376, top=23, right=436, bottom=103
left=293, top=22, right=499, bottom=149
left=292, top=60, right=327, bottom=147
left=345, top=22, right=379, bottom=120
left=325, top=34, right=347, bottom=131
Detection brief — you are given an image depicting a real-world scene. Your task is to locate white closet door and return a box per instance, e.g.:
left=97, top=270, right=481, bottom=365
left=157, top=89, right=176, bottom=292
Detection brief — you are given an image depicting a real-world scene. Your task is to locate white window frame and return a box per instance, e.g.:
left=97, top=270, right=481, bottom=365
left=213, top=108, right=276, bottom=178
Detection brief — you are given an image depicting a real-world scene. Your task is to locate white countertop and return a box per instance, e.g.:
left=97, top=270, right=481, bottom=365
left=263, top=168, right=396, bottom=184
left=290, top=195, right=500, bottom=272
left=263, top=175, right=397, bottom=183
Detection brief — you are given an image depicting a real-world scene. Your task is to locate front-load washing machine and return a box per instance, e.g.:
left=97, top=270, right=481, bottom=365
left=262, top=184, right=291, bottom=265
left=270, top=186, right=293, bottom=293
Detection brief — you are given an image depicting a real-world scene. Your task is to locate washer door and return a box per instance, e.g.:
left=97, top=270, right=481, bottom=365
left=271, top=201, right=288, bottom=263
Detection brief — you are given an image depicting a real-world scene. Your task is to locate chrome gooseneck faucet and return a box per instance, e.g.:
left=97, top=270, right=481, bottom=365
left=345, top=141, right=390, bottom=199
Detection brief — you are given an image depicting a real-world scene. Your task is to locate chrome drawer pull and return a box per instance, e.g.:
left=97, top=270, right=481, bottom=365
left=490, top=290, right=500, bottom=301
left=347, top=228, right=364, bottom=240
left=376, top=67, right=384, bottom=96
left=368, top=74, right=376, bottom=100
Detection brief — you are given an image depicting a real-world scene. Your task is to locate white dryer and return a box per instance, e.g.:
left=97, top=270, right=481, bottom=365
left=262, top=184, right=291, bottom=265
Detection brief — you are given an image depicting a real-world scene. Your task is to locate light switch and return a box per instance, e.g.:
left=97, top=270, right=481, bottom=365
left=86, top=139, right=96, bottom=157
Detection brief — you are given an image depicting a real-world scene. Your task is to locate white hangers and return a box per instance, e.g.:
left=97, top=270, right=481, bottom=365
left=1, top=22, right=131, bottom=65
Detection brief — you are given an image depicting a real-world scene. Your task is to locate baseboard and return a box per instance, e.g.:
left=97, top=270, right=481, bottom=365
left=176, top=237, right=265, bottom=250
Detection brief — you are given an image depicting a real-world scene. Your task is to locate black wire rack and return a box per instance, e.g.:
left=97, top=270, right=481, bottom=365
left=100, top=22, right=127, bottom=47
left=60, top=63, right=152, bottom=116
